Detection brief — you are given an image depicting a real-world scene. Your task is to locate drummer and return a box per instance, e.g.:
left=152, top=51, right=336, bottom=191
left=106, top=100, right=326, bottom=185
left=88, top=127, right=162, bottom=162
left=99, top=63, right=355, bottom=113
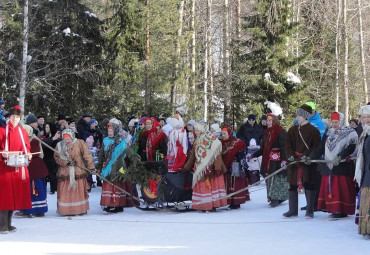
left=0, top=105, right=32, bottom=234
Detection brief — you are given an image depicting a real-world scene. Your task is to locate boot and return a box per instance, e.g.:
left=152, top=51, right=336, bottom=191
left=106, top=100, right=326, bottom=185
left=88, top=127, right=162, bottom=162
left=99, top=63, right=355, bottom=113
left=0, top=210, right=9, bottom=234
left=305, top=189, right=315, bottom=219
left=269, top=200, right=280, bottom=208
left=7, top=211, right=16, bottom=232
left=283, top=191, right=298, bottom=217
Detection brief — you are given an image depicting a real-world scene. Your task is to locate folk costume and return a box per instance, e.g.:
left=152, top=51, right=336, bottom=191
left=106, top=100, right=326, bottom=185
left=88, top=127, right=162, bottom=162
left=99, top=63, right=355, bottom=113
left=253, top=114, right=289, bottom=207
left=19, top=125, right=49, bottom=216
left=183, top=122, right=227, bottom=211
left=166, top=116, right=187, bottom=173
left=355, top=105, right=370, bottom=238
left=97, top=122, right=136, bottom=213
left=221, top=126, right=249, bottom=209
left=54, top=129, right=95, bottom=216
left=0, top=106, right=31, bottom=233
left=138, top=118, right=166, bottom=161
left=284, top=105, right=321, bottom=218
left=310, top=112, right=358, bottom=218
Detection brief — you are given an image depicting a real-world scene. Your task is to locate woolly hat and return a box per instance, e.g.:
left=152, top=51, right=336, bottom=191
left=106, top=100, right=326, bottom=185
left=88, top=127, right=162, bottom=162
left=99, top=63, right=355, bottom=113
left=187, top=120, right=196, bottom=127
left=249, top=138, right=257, bottom=147
left=247, top=114, right=256, bottom=120
left=88, top=119, right=98, bottom=127
left=128, top=119, right=137, bottom=127
left=9, top=105, right=22, bottom=117
left=261, top=115, right=267, bottom=120
left=25, top=114, right=38, bottom=124
left=210, top=123, right=221, bottom=133
left=139, top=117, right=146, bottom=124
left=305, top=101, right=316, bottom=111
left=0, top=98, right=5, bottom=105
left=296, top=104, right=313, bottom=119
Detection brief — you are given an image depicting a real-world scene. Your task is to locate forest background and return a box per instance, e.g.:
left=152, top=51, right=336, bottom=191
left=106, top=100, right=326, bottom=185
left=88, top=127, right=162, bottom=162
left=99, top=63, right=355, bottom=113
left=0, top=0, right=369, bottom=128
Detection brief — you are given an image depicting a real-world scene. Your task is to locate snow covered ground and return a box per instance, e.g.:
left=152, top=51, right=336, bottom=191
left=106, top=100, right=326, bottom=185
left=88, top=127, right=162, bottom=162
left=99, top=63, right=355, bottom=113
left=1, top=182, right=368, bottom=255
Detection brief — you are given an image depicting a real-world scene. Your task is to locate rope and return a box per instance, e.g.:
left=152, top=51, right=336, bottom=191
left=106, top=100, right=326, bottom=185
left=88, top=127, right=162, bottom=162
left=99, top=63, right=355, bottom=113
left=35, top=134, right=358, bottom=212
left=174, top=157, right=357, bottom=209
left=34, top=136, right=147, bottom=207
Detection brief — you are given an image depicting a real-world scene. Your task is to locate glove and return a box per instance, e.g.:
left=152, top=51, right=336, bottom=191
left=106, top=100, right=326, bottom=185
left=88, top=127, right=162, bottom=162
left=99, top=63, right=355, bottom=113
left=281, top=161, right=287, bottom=167
left=287, top=156, right=295, bottom=162
left=345, top=156, right=352, bottom=163
left=332, top=156, right=342, bottom=166
left=301, top=156, right=312, bottom=165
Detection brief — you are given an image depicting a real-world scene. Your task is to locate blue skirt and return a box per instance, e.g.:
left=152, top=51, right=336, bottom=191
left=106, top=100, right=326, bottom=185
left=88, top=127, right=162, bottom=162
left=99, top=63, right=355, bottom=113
left=22, top=178, right=48, bottom=215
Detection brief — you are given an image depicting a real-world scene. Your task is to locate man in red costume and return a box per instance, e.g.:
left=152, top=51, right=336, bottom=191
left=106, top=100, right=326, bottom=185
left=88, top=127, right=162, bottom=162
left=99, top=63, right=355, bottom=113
left=0, top=105, right=32, bottom=234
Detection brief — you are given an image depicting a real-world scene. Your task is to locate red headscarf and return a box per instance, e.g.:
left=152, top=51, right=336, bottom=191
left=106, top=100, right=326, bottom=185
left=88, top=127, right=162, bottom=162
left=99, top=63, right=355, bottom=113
left=261, top=114, right=283, bottom=174
left=221, top=125, right=246, bottom=168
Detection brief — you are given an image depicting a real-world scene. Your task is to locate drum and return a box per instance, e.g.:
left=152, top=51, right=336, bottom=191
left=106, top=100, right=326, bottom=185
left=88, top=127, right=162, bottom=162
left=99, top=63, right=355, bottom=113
left=6, top=154, right=29, bottom=167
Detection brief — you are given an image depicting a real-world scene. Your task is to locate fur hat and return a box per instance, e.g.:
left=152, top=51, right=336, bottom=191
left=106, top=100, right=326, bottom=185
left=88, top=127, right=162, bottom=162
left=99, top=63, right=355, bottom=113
left=296, top=104, right=313, bottom=119
left=128, top=119, right=137, bottom=127
left=9, top=105, right=22, bottom=117
left=210, top=123, right=221, bottom=133
left=82, top=113, right=92, bottom=118
left=57, top=114, right=66, bottom=121
left=25, top=114, right=38, bottom=125
left=187, top=120, right=196, bottom=127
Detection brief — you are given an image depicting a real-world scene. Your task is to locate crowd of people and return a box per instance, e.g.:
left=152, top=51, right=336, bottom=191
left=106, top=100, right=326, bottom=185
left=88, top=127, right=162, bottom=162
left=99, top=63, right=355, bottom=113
left=0, top=97, right=369, bottom=240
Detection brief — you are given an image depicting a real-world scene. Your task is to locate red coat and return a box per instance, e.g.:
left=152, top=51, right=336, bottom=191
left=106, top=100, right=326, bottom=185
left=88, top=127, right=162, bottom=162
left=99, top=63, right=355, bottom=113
left=0, top=123, right=32, bottom=210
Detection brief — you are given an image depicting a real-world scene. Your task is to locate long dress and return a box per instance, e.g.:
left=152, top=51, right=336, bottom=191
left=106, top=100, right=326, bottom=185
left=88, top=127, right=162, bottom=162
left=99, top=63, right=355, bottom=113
left=310, top=127, right=358, bottom=215
left=54, top=139, right=94, bottom=216
left=183, top=131, right=227, bottom=211
left=221, top=135, right=249, bottom=206
left=97, top=137, right=135, bottom=208
left=0, top=124, right=32, bottom=211
left=253, top=126, right=289, bottom=202
left=21, top=138, right=49, bottom=215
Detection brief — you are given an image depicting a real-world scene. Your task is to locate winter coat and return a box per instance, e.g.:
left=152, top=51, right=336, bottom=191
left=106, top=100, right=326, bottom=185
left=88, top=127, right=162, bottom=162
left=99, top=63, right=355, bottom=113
left=293, top=111, right=326, bottom=139
left=42, top=136, right=60, bottom=175
left=0, top=123, right=32, bottom=210
left=253, top=129, right=287, bottom=177
left=83, top=128, right=103, bottom=148
left=54, top=139, right=95, bottom=179
left=236, top=123, right=263, bottom=146
left=286, top=123, right=321, bottom=186
left=76, top=119, right=89, bottom=139
left=310, top=130, right=356, bottom=177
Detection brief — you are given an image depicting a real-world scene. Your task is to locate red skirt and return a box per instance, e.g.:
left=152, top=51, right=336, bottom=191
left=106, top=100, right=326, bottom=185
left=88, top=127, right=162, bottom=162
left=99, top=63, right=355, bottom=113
left=317, top=175, right=356, bottom=215
left=192, top=175, right=227, bottom=211
left=225, top=174, right=250, bottom=205
left=100, top=181, right=136, bottom=207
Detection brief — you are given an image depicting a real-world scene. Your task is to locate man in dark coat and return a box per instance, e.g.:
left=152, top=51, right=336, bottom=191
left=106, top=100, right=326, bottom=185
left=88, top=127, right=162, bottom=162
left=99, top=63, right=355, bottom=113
left=237, top=114, right=263, bottom=146
left=76, top=113, right=92, bottom=139
left=283, top=104, right=321, bottom=219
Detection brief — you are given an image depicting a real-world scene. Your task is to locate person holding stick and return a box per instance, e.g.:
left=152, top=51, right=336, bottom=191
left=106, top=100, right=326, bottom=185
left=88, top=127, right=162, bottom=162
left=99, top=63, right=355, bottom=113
left=0, top=105, right=32, bottom=233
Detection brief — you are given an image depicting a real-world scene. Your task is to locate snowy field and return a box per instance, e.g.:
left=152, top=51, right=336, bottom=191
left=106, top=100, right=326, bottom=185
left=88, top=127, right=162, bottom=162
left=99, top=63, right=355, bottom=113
left=1, top=182, right=368, bottom=255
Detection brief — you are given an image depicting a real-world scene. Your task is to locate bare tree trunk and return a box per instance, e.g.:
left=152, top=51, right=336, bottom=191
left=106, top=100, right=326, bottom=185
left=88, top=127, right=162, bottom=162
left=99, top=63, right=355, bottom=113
left=223, top=0, right=231, bottom=123
left=357, top=0, right=368, bottom=103
left=19, top=0, right=29, bottom=113
left=171, top=0, right=185, bottom=108
left=208, top=0, right=214, bottom=119
left=236, top=0, right=241, bottom=40
left=190, top=0, right=196, bottom=94
left=343, top=0, right=349, bottom=123
left=144, top=0, right=150, bottom=115
left=335, top=0, right=341, bottom=112
left=204, top=0, right=212, bottom=122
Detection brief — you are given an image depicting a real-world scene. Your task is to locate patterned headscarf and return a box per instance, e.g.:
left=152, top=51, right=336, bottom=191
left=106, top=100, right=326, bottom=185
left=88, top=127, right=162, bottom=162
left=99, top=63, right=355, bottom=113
left=221, top=125, right=246, bottom=168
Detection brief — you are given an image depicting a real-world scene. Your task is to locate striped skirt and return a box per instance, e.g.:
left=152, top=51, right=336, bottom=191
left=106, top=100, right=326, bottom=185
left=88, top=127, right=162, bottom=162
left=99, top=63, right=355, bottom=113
left=100, top=181, right=135, bottom=207
left=192, top=175, right=227, bottom=211
left=57, top=178, right=89, bottom=216
left=21, top=178, right=48, bottom=215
